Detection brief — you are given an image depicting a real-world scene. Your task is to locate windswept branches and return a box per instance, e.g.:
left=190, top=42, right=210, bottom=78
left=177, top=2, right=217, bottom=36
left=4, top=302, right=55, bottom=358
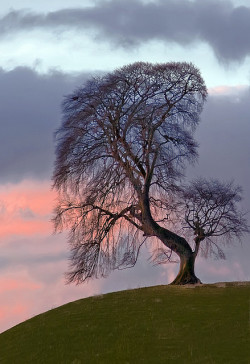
left=53, top=61, right=220, bottom=285
left=181, top=178, right=249, bottom=258
left=54, top=197, right=145, bottom=284
left=53, top=61, right=207, bottom=196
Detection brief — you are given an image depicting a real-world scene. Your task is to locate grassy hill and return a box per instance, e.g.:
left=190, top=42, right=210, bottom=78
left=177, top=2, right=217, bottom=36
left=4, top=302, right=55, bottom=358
left=0, top=282, right=249, bottom=364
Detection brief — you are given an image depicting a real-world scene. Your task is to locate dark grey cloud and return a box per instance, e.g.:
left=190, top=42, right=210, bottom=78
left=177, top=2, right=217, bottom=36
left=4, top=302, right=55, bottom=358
left=0, top=67, right=89, bottom=183
left=1, top=0, right=250, bottom=62
left=190, top=88, right=250, bottom=203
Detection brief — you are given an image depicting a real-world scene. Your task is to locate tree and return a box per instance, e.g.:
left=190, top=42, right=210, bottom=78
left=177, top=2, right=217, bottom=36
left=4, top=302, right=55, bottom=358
left=53, top=61, right=249, bottom=285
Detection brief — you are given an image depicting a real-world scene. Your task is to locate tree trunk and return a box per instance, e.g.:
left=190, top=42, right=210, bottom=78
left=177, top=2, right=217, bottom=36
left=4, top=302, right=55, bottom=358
left=170, top=253, right=202, bottom=285
left=139, top=188, right=202, bottom=285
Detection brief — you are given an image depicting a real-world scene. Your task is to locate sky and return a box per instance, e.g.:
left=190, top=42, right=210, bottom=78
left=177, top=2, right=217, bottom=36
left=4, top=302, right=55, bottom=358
left=0, top=0, right=250, bottom=333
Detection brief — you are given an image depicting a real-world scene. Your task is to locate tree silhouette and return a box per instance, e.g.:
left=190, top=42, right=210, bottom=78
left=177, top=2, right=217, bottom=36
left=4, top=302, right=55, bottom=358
left=53, top=62, right=249, bottom=285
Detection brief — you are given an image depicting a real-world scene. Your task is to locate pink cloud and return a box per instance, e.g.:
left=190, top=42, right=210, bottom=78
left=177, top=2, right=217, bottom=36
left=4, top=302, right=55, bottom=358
left=208, top=84, right=248, bottom=96
left=0, top=278, right=41, bottom=294
left=0, top=276, right=42, bottom=331
left=0, top=220, right=52, bottom=238
left=0, top=304, right=28, bottom=324
left=0, top=179, right=56, bottom=238
left=0, top=270, right=44, bottom=332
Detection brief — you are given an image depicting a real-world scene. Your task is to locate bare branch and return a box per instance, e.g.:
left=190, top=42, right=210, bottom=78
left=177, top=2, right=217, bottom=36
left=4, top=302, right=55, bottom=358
left=180, top=178, right=250, bottom=258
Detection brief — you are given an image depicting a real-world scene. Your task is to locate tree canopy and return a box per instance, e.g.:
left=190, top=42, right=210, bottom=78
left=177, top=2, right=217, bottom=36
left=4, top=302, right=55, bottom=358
left=53, top=61, right=249, bottom=285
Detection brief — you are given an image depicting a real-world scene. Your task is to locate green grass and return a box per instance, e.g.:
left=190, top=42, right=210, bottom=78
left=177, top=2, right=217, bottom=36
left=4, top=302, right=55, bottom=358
left=0, top=282, right=249, bottom=364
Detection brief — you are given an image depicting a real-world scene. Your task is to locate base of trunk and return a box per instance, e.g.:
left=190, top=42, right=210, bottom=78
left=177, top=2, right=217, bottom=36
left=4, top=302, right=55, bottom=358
left=170, top=254, right=202, bottom=285
left=170, top=274, right=202, bottom=285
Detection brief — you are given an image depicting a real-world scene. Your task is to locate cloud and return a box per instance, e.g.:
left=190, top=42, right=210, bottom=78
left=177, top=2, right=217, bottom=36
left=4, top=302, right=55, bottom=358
left=0, top=180, right=55, bottom=238
left=0, top=277, right=41, bottom=294
left=194, top=86, right=250, bottom=192
left=187, top=87, right=250, bottom=241
left=1, top=0, right=250, bottom=62
left=0, top=67, right=89, bottom=183
left=208, top=84, right=249, bottom=96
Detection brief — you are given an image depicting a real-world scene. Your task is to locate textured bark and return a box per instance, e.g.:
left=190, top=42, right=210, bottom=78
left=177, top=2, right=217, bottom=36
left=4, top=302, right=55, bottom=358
left=170, top=254, right=202, bottom=285
left=140, top=190, right=202, bottom=285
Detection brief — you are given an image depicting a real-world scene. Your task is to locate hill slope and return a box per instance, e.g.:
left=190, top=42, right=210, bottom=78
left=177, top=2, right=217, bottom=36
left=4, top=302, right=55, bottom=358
left=0, top=282, right=249, bottom=364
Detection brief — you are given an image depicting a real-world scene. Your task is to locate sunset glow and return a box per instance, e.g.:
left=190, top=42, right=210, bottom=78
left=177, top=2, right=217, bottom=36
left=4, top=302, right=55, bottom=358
left=0, top=180, right=55, bottom=238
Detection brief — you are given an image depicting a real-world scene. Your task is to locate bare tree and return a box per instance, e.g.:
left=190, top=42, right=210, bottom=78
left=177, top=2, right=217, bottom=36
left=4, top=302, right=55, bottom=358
left=53, top=61, right=248, bottom=285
